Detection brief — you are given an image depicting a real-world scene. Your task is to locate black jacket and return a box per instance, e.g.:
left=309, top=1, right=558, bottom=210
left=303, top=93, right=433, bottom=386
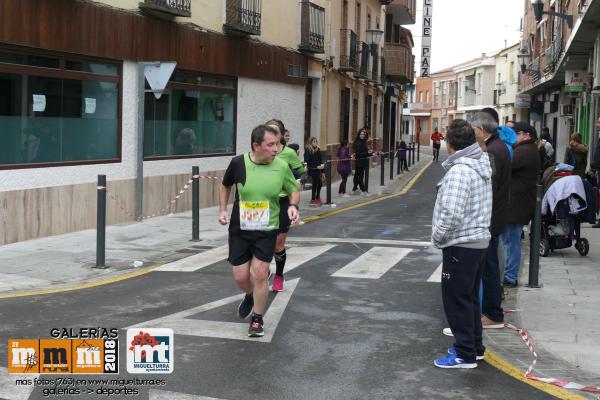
left=353, top=138, right=369, bottom=167
left=304, top=148, right=322, bottom=175
left=508, top=139, right=541, bottom=225
left=486, top=133, right=511, bottom=236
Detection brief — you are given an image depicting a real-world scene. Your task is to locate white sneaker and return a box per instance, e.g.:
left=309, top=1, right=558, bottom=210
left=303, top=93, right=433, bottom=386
left=442, top=327, right=453, bottom=337
left=361, top=191, right=369, bottom=196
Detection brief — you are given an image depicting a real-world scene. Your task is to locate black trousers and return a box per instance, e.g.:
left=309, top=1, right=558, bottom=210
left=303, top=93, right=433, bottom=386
left=309, top=171, right=322, bottom=200
left=339, top=173, right=349, bottom=193
left=441, top=246, right=487, bottom=362
left=400, top=159, right=408, bottom=171
left=352, top=162, right=366, bottom=192
left=482, top=236, right=504, bottom=322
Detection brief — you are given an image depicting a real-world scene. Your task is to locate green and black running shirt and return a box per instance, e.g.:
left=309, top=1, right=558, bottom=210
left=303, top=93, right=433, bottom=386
left=276, top=145, right=304, bottom=197
left=223, top=153, right=299, bottom=233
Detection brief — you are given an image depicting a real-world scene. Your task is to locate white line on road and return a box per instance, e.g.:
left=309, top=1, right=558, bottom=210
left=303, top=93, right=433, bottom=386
left=149, top=389, right=226, bottom=400
left=286, top=237, right=430, bottom=247
left=125, top=279, right=300, bottom=342
left=331, top=247, right=412, bottom=279
left=427, top=263, right=443, bottom=283
left=155, top=245, right=229, bottom=272
left=269, top=244, right=334, bottom=274
left=0, top=367, right=38, bottom=400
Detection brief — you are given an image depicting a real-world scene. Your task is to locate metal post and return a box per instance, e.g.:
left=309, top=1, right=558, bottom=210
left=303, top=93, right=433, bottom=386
left=96, top=175, right=107, bottom=268
left=192, top=166, right=200, bottom=242
left=325, top=161, right=332, bottom=204
left=389, top=148, right=394, bottom=180
left=528, top=182, right=543, bottom=288
left=411, top=142, right=416, bottom=165
left=380, top=153, right=385, bottom=186
left=407, top=145, right=412, bottom=167
left=417, top=141, right=420, bottom=162
left=135, top=63, right=146, bottom=221
left=365, top=156, right=370, bottom=193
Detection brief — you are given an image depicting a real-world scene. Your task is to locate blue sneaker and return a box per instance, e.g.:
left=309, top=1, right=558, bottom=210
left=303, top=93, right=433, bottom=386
left=448, top=346, right=484, bottom=361
left=434, top=352, right=477, bottom=369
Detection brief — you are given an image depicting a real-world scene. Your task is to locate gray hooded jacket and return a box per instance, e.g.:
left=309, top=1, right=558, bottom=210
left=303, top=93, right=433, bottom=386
left=432, top=143, right=493, bottom=249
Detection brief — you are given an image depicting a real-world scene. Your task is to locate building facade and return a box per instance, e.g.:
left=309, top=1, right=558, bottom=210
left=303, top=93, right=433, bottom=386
left=519, top=0, right=600, bottom=164
left=494, top=43, right=525, bottom=124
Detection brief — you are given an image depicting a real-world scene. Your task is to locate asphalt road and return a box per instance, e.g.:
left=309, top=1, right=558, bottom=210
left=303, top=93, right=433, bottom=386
left=0, top=160, right=557, bottom=400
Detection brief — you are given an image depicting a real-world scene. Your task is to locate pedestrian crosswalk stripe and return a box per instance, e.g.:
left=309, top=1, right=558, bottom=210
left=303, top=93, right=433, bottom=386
left=155, top=245, right=229, bottom=272
left=269, top=244, right=335, bottom=274
left=287, top=237, right=430, bottom=247
left=149, top=389, right=226, bottom=400
left=331, top=247, right=412, bottom=279
left=427, top=263, right=443, bottom=283
left=0, top=367, right=38, bottom=400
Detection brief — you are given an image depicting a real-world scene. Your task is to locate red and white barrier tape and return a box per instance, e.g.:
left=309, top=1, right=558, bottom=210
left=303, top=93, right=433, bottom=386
left=106, top=174, right=221, bottom=221
left=504, top=322, right=600, bottom=395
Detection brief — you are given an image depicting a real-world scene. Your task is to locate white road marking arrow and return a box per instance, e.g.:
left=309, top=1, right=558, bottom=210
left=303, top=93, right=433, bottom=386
left=125, top=278, right=300, bottom=342
left=332, top=247, right=412, bottom=279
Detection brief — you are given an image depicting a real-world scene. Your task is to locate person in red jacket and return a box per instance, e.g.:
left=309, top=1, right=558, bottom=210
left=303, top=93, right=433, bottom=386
left=431, top=130, right=445, bottom=162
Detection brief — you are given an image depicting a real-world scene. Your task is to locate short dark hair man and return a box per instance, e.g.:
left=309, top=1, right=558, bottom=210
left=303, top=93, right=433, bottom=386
left=501, top=122, right=540, bottom=287
left=432, top=119, right=493, bottom=368
left=219, top=124, right=300, bottom=337
left=471, top=112, right=511, bottom=329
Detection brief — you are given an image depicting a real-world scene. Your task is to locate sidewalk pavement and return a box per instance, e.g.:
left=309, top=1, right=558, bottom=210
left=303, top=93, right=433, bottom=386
left=0, top=152, right=432, bottom=296
left=485, top=224, right=600, bottom=398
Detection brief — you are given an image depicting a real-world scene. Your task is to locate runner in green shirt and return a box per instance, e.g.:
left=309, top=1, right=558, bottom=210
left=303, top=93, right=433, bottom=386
left=266, top=119, right=305, bottom=293
left=219, top=124, right=300, bottom=337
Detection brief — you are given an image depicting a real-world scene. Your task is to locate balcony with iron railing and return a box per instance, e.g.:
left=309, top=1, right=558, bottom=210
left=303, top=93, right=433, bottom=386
left=224, top=0, right=262, bottom=36
left=299, top=1, right=325, bottom=54
left=357, top=42, right=370, bottom=78
left=339, top=29, right=359, bottom=72
left=383, top=42, right=413, bottom=83
left=139, top=0, right=191, bottom=18
left=386, top=0, right=416, bottom=25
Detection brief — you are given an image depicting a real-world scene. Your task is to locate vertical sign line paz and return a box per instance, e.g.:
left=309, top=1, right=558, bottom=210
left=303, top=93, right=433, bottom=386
left=420, top=0, right=433, bottom=77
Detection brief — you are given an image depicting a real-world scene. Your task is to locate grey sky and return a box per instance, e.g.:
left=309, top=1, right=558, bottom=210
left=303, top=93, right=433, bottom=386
left=408, top=0, right=524, bottom=74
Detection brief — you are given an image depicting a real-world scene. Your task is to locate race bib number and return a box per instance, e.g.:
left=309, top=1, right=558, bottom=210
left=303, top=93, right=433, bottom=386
left=240, top=201, right=270, bottom=231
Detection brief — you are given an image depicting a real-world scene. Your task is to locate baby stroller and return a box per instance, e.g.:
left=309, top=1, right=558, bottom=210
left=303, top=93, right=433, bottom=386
left=540, top=172, right=590, bottom=257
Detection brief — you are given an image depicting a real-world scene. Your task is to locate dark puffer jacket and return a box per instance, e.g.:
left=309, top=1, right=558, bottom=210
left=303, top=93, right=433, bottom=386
left=485, top=133, right=511, bottom=236
left=508, top=139, right=540, bottom=225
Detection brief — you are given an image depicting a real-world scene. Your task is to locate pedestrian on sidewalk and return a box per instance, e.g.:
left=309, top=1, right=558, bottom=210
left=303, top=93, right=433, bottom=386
left=266, top=119, right=305, bottom=293
left=501, top=122, right=540, bottom=288
left=352, top=128, right=369, bottom=195
left=398, top=141, right=409, bottom=172
left=304, top=136, right=324, bottom=206
left=337, top=140, right=351, bottom=197
left=219, top=124, right=300, bottom=337
left=432, top=119, right=493, bottom=369
left=564, top=132, right=588, bottom=179
left=591, top=118, right=600, bottom=228
left=471, top=112, right=511, bottom=329
left=431, top=129, right=444, bottom=162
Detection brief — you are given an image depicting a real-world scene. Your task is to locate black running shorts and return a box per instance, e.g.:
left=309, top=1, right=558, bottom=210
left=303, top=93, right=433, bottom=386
left=277, top=196, right=291, bottom=234
left=433, top=143, right=441, bottom=149
left=228, top=230, right=277, bottom=266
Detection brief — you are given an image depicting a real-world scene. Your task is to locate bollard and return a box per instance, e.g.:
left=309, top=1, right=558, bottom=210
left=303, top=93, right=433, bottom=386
left=417, top=141, right=420, bottom=162
left=325, top=161, right=332, bottom=205
left=407, top=146, right=412, bottom=167
left=365, top=156, right=370, bottom=192
left=380, top=153, right=385, bottom=186
left=528, top=182, right=543, bottom=288
left=95, top=175, right=107, bottom=268
left=192, top=166, right=200, bottom=242
left=389, top=149, right=394, bottom=180
left=411, top=142, right=416, bottom=165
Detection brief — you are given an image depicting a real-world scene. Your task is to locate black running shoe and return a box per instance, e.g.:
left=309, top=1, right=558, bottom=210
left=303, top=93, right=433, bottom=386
left=238, top=293, right=253, bottom=319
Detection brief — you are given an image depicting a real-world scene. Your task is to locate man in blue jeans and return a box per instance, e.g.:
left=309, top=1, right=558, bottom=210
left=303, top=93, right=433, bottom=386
left=432, top=119, right=493, bottom=368
left=502, top=122, right=540, bottom=287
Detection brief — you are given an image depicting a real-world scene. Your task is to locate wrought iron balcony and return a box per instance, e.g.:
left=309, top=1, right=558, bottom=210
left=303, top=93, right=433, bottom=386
left=358, top=42, right=370, bottom=78
left=386, top=0, right=416, bottom=25
left=224, top=0, right=262, bottom=36
left=339, top=29, right=359, bottom=72
left=383, top=42, right=413, bottom=83
left=139, top=0, right=191, bottom=18
left=299, top=1, right=325, bottom=54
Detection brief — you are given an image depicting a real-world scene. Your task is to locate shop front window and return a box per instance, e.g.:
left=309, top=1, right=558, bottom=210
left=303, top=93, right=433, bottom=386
left=143, top=73, right=236, bottom=159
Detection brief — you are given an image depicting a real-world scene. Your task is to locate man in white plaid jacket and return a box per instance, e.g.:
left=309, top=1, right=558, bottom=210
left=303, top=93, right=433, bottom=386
left=432, top=119, right=493, bottom=369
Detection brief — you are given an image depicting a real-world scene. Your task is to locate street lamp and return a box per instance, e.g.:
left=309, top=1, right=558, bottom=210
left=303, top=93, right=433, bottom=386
left=365, top=29, right=384, bottom=47
left=530, top=0, right=573, bottom=29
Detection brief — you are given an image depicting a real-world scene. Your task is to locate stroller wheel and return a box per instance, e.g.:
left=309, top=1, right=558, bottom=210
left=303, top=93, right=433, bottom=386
left=539, top=239, right=550, bottom=257
left=575, top=238, right=589, bottom=256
